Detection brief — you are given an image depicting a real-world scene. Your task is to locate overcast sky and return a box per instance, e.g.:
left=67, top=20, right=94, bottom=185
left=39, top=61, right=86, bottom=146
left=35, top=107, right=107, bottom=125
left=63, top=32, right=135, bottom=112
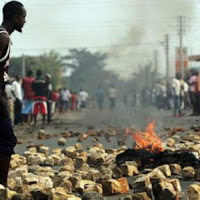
left=0, top=0, right=200, bottom=78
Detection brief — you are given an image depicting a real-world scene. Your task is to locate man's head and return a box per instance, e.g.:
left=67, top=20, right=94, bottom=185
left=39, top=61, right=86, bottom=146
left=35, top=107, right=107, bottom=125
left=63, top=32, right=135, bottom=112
left=3, top=1, right=26, bottom=32
left=27, top=69, right=33, bottom=77
left=36, top=69, right=42, bottom=78
left=15, top=74, right=21, bottom=82
left=45, top=74, right=51, bottom=82
left=175, top=72, right=181, bottom=80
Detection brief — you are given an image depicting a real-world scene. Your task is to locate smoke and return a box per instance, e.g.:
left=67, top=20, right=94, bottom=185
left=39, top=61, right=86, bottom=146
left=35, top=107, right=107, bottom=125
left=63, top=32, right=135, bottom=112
left=106, top=0, right=196, bottom=79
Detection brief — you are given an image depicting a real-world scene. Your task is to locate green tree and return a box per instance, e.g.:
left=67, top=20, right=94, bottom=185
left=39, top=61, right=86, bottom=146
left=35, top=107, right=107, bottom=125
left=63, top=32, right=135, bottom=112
left=63, top=48, right=108, bottom=93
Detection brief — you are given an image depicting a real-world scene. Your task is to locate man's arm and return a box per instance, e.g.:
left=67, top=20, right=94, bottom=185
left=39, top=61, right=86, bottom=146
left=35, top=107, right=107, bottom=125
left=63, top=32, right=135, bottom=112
left=0, top=33, right=9, bottom=60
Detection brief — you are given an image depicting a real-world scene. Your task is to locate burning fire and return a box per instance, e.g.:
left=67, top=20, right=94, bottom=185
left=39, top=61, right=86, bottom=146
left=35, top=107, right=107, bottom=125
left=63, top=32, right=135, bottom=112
left=125, top=121, right=164, bottom=153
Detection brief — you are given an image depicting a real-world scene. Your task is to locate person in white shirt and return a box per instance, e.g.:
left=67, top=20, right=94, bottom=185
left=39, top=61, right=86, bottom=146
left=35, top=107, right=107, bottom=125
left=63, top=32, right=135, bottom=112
left=60, top=87, right=71, bottom=112
left=79, top=89, right=89, bottom=108
left=108, top=85, right=117, bottom=110
left=11, top=75, right=23, bottom=125
left=172, top=73, right=184, bottom=117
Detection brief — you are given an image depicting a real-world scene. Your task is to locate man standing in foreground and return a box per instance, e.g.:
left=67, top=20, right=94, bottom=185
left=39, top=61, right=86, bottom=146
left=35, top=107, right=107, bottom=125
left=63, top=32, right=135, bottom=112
left=0, top=1, right=26, bottom=186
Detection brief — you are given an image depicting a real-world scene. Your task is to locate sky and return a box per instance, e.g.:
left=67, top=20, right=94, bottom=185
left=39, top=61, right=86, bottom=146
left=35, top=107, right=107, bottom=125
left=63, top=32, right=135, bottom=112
left=0, top=0, right=200, bottom=79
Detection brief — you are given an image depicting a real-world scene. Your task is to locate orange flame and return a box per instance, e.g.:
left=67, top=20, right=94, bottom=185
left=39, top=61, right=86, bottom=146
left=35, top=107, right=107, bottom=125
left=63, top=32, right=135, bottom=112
left=125, top=121, right=164, bottom=153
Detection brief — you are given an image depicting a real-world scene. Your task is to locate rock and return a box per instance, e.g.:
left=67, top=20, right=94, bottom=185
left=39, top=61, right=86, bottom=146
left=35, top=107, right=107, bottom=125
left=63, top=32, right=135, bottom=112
left=59, top=178, right=73, bottom=194
left=182, top=166, right=195, bottom=180
left=111, top=165, right=123, bottom=179
left=157, top=165, right=171, bottom=177
left=6, top=188, right=17, bottom=200
left=87, top=170, right=101, bottom=182
left=52, top=148, right=62, bottom=155
left=99, top=166, right=113, bottom=180
left=51, top=154, right=62, bottom=166
left=188, top=184, right=200, bottom=200
left=166, top=138, right=175, bottom=148
left=152, top=179, right=177, bottom=200
left=132, top=175, right=152, bottom=198
left=27, top=153, right=46, bottom=165
left=82, top=191, right=105, bottom=200
left=148, top=168, right=166, bottom=180
left=69, top=173, right=82, bottom=191
left=59, top=165, right=74, bottom=173
left=10, top=155, right=26, bottom=169
left=169, top=164, right=181, bottom=175
left=117, top=178, right=129, bottom=194
left=38, top=130, right=49, bottom=140
left=119, top=164, right=139, bottom=176
left=169, top=179, right=182, bottom=193
left=38, top=146, right=50, bottom=156
left=75, top=157, right=87, bottom=169
left=195, top=169, right=200, bottom=181
left=58, top=137, right=66, bottom=146
left=132, top=192, right=151, bottom=200
left=76, top=180, right=102, bottom=195
left=44, top=156, right=55, bottom=167
left=102, top=178, right=128, bottom=195
left=0, top=184, right=6, bottom=200
left=87, top=153, right=106, bottom=167
left=30, top=188, right=50, bottom=200
left=49, top=187, right=68, bottom=200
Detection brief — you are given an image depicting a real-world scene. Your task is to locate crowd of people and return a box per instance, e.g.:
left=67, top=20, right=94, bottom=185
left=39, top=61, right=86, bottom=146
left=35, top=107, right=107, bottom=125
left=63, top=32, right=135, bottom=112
left=132, top=69, right=200, bottom=117
left=5, top=69, right=90, bottom=126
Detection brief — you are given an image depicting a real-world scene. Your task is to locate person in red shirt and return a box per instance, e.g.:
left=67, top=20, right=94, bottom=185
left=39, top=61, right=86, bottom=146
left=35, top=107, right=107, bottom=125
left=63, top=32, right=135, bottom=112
left=21, top=69, right=35, bottom=123
left=70, top=91, right=77, bottom=111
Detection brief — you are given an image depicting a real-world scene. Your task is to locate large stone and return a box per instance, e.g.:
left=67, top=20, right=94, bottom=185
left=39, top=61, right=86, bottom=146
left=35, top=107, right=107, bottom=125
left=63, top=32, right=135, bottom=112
left=99, top=166, right=113, bottom=180
left=6, top=188, right=17, bottom=200
left=76, top=180, right=102, bottom=195
left=182, top=166, right=195, bottom=180
left=75, top=157, right=86, bottom=169
left=30, top=188, right=50, bottom=200
left=58, top=137, right=66, bottom=146
left=132, top=175, right=152, bottom=198
left=87, top=153, right=106, bottom=167
left=188, top=184, right=200, bottom=200
left=38, top=130, right=49, bottom=140
left=69, top=173, right=82, bottom=191
left=49, top=187, right=68, bottom=200
left=152, top=180, right=177, bottom=200
left=157, top=165, right=171, bottom=177
left=102, top=179, right=125, bottom=195
left=111, top=165, right=123, bottom=179
left=119, top=164, right=139, bottom=176
left=27, top=153, right=46, bottom=165
left=38, top=146, right=50, bottom=156
left=166, top=138, right=175, bottom=148
left=169, top=164, right=181, bottom=175
left=10, top=154, right=26, bottom=169
left=117, top=178, right=129, bottom=194
left=87, top=170, right=101, bottom=182
left=59, top=178, right=73, bottom=194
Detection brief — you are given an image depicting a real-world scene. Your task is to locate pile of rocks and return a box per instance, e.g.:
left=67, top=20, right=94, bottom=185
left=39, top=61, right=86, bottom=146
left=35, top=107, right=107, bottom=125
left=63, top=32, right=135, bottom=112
left=3, top=126, right=200, bottom=199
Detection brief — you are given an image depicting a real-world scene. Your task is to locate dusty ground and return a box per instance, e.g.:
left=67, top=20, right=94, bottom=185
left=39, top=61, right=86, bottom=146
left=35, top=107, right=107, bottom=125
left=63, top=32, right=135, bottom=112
left=13, top=106, right=200, bottom=200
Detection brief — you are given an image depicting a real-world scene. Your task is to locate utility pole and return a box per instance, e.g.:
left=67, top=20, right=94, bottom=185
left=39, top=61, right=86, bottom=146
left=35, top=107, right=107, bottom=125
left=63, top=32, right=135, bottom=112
left=165, top=34, right=169, bottom=83
left=22, top=54, right=26, bottom=78
left=179, top=16, right=184, bottom=78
